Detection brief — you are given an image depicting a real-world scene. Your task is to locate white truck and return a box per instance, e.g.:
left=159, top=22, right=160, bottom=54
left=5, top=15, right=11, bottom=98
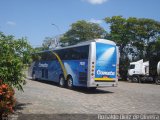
left=127, top=59, right=160, bottom=84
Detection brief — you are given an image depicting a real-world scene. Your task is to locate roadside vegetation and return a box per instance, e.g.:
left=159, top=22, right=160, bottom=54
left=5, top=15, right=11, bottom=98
left=0, top=32, right=33, bottom=117
left=0, top=15, right=160, bottom=117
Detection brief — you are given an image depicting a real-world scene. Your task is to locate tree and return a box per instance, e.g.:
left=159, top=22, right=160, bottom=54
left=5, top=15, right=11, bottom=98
left=42, top=37, right=53, bottom=50
left=105, top=16, right=160, bottom=60
left=104, top=16, right=160, bottom=79
left=42, top=35, right=62, bottom=50
left=104, top=16, right=130, bottom=59
left=147, top=37, right=160, bottom=58
left=60, top=20, right=106, bottom=46
left=0, top=32, right=33, bottom=91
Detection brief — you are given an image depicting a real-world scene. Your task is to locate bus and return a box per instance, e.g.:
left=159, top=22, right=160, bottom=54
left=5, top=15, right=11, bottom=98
left=28, top=39, right=119, bottom=89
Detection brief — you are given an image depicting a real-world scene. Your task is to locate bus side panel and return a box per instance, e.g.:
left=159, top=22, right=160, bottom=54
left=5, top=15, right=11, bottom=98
left=31, top=61, right=62, bottom=82
left=64, top=60, right=88, bottom=87
left=31, top=59, right=89, bottom=86
left=48, top=61, right=62, bottom=82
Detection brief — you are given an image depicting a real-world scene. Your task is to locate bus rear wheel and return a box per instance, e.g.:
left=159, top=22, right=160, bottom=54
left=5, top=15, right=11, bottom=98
left=67, top=77, right=73, bottom=89
left=59, top=76, right=66, bottom=87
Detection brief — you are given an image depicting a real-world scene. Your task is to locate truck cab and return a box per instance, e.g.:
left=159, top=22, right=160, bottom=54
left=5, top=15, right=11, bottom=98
left=128, top=59, right=160, bottom=84
left=128, top=59, right=149, bottom=76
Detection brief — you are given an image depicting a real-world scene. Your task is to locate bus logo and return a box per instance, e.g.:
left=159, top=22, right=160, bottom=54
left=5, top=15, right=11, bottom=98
left=97, top=70, right=115, bottom=76
left=38, top=63, right=48, bottom=68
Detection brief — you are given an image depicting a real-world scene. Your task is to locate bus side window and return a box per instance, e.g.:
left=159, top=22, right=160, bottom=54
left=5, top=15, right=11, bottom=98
left=42, top=69, right=45, bottom=78
left=45, top=69, right=48, bottom=79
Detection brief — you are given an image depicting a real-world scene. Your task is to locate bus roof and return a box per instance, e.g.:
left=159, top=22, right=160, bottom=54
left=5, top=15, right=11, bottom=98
left=35, top=39, right=116, bottom=54
left=77, top=39, right=116, bottom=46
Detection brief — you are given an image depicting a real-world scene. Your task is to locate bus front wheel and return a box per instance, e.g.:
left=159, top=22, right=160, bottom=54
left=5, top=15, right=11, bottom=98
left=67, top=77, right=73, bottom=89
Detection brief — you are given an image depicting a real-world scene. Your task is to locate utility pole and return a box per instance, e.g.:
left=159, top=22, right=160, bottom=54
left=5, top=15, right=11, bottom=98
left=51, top=24, right=61, bottom=48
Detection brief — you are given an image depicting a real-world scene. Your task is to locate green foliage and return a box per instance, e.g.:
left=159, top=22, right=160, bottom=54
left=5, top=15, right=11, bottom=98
left=105, top=16, right=160, bottom=59
left=156, top=37, right=160, bottom=50
left=60, top=20, right=106, bottom=46
left=105, top=16, right=160, bottom=79
left=105, top=16, right=129, bottom=45
left=42, top=37, right=54, bottom=50
left=34, top=46, right=44, bottom=52
left=0, top=32, right=33, bottom=91
left=146, top=37, right=160, bottom=59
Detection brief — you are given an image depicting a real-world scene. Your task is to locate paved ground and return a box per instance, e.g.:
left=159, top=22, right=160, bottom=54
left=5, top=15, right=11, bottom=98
left=10, top=79, right=160, bottom=119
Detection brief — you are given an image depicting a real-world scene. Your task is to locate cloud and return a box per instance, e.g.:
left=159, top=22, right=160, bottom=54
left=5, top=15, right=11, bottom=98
left=6, top=21, right=16, bottom=26
left=83, top=0, right=108, bottom=5
left=89, top=18, right=103, bottom=24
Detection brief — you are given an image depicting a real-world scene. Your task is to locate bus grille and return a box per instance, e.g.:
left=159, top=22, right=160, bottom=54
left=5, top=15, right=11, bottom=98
left=79, top=72, right=87, bottom=83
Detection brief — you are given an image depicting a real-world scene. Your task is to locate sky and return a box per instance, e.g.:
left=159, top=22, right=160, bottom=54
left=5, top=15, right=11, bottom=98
left=0, top=0, right=160, bottom=47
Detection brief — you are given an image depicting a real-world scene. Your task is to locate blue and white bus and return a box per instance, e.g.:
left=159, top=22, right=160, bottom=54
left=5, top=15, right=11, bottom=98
left=29, top=39, right=119, bottom=89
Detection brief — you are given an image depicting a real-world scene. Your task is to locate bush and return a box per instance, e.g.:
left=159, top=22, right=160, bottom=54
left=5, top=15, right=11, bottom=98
left=0, top=80, right=16, bottom=118
left=0, top=32, right=33, bottom=91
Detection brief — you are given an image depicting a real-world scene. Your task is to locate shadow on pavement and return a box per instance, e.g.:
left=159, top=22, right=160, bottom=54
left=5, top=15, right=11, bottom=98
left=29, top=79, right=114, bottom=94
left=14, top=102, right=32, bottom=112
left=17, top=114, right=98, bottom=120
left=71, top=87, right=114, bottom=94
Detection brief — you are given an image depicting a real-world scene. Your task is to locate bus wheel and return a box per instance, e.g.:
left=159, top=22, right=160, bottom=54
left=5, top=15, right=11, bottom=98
left=59, top=76, right=66, bottom=87
left=155, top=77, right=160, bottom=85
left=67, top=77, right=73, bottom=89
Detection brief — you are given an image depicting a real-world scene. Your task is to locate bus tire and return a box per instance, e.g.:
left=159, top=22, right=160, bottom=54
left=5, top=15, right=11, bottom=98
left=67, top=76, right=73, bottom=89
left=59, top=76, right=66, bottom=87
